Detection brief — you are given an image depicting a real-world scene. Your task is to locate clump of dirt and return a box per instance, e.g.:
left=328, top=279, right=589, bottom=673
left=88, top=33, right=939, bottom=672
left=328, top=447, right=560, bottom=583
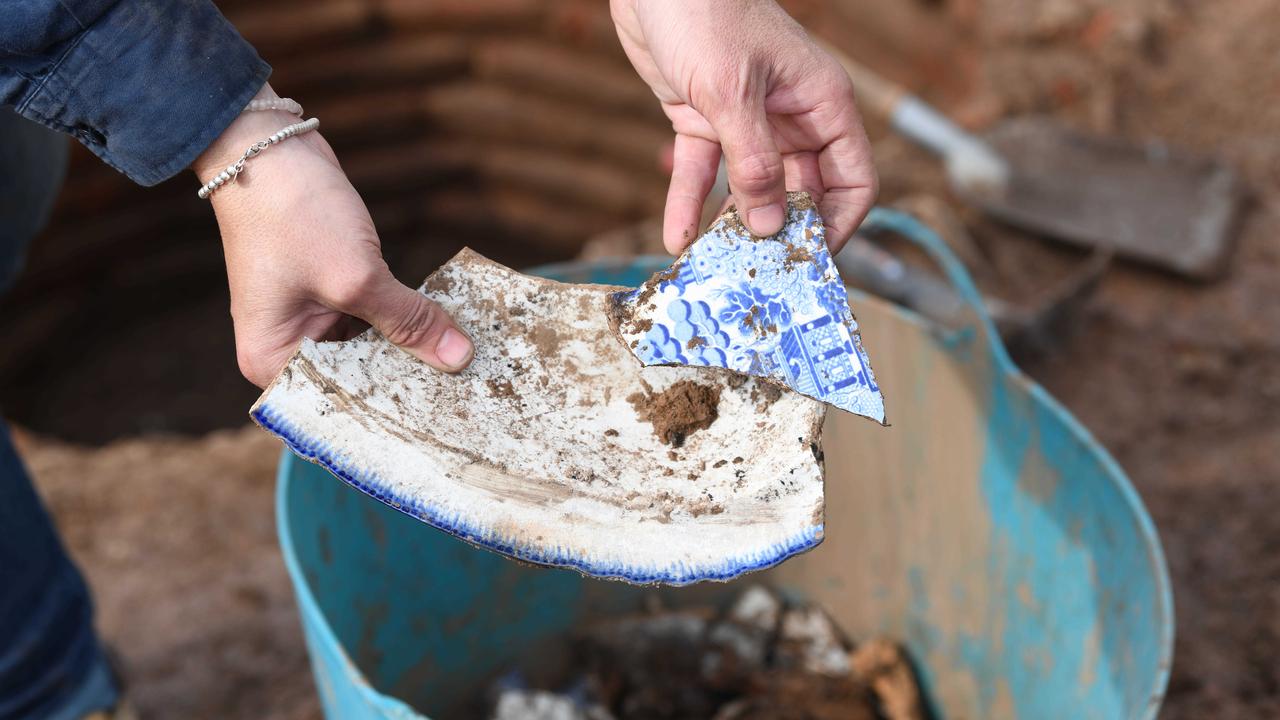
left=605, top=293, right=631, bottom=335
left=750, top=382, right=783, bottom=410
left=624, top=260, right=686, bottom=324
left=720, top=205, right=751, bottom=238
left=423, top=269, right=455, bottom=296
left=849, top=640, right=923, bottom=720
left=716, top=192, right=816, bottom=241
left=487, top=379, right=517, bottom=399
left=627, top=380, right=722, bottom=448
left=783, top=243, right=815, bottom=271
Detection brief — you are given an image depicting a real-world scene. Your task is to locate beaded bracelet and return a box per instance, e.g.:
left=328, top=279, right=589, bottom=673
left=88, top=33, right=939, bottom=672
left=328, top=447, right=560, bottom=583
left=243, top=97, right=304, bottom=116
left=197, top=117, right=320, bottom=200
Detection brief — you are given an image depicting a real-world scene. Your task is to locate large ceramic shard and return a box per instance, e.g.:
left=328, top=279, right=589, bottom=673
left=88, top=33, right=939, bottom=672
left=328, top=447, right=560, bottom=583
left=252, top=250, right=826, bottom=585
left=610, top=192, right=886, bottom=424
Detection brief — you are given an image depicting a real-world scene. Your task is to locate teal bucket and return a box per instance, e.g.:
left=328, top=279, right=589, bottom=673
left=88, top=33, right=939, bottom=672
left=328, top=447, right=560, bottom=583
left=275, top=209, right=1173, bottom=719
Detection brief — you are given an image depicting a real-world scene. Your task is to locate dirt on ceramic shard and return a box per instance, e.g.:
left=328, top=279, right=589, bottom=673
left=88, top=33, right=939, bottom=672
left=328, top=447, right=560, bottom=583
left=627, top=380, right=722, bottom=448
left=251, top=249, right=827, bottom=585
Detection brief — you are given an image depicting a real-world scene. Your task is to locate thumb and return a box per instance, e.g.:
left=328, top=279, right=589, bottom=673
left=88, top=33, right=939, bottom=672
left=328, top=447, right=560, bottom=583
left=715, top=106, right=787, bottom=237
left=345, top=271, right=475, bottom=372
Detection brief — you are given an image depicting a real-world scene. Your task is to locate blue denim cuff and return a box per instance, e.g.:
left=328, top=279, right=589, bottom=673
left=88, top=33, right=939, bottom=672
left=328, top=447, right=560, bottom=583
left=14, top=0, right=271, bottom=186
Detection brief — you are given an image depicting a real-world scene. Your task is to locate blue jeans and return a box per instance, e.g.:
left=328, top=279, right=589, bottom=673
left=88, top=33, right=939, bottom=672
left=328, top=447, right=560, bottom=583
left=0, top=109, right=119, bottom=719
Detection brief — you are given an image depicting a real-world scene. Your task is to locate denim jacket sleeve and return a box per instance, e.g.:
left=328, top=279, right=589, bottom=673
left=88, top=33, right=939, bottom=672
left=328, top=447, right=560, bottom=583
left=1, top=0, right=271, bottom=186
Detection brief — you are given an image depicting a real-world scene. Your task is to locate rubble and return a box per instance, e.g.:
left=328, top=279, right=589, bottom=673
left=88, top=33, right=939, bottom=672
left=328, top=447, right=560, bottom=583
left=487, top=586, right=923, bottom=720
left=850, top=640, right=926, bottom=720
left=778, top=606, right=853, bottom=677
left=726, top=584, right=783, bottom=632
left=492, top=689, right=615, bottom=720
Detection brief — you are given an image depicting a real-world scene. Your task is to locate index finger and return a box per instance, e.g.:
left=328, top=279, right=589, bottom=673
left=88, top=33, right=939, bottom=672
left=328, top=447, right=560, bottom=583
left=663, top=133, right=722, bottom=254
left=815, top=101, right=878, bottom=253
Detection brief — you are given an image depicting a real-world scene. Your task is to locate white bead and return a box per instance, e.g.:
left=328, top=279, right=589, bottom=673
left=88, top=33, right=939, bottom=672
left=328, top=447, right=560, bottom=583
left=242, top=97, right=303, bottom=116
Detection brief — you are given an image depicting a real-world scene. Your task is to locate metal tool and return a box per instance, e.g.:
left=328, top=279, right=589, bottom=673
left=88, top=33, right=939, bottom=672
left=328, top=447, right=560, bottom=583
left=581, top=206, right=1107, bottom=358
left=825, top=44, right=1245, bottom=279
left=836, top=234, right=1111, bottom=357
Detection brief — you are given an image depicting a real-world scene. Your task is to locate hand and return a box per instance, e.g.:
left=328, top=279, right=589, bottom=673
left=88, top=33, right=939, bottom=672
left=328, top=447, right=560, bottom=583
left=611, top=0, right=876, bottom=254
left=193, top=85, right=474, bottom=388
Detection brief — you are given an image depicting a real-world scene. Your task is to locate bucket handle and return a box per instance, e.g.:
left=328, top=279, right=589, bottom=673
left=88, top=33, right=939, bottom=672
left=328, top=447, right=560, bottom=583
left=856, top=207, right=1015, bottom=371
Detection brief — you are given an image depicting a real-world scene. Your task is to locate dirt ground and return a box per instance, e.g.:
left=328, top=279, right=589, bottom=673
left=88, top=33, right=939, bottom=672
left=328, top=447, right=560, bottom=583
left=965, top=2, right=1280, bottom=716
left=4, top=0, right=1280, bottom=717
left=12, top=427, right=319, bottom=719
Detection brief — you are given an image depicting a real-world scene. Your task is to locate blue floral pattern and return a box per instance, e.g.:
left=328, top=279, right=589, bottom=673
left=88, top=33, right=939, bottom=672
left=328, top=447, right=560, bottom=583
left=718, top=283, right=792, bottom=334
left=612, top=193, right=885, bottom=423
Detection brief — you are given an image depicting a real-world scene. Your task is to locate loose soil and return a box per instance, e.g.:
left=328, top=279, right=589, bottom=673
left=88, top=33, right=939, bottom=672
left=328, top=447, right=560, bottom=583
left=627, top=380, right=722, bottom=448
left=13, top=426, right=318, bottom=720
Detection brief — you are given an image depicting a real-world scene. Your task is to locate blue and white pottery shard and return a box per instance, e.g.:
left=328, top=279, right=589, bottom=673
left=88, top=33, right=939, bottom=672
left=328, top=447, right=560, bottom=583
left=610, top=192, right=887, bottom=424
left=252, top=250, right=826, bottom=586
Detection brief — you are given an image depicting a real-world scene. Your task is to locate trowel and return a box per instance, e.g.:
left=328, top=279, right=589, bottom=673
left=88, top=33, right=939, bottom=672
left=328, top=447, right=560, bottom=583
left=825, top=44, right=1244, bottom=279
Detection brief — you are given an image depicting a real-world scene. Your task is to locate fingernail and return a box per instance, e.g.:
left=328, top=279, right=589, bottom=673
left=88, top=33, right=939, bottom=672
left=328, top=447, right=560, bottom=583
left=747, top=204, right=784, bottom=237
left=435, top=328, right=474, bottom=370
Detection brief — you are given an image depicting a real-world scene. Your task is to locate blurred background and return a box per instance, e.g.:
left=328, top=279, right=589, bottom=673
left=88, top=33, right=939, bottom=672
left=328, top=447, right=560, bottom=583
left=4, top=0, right=1278, bottom=717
